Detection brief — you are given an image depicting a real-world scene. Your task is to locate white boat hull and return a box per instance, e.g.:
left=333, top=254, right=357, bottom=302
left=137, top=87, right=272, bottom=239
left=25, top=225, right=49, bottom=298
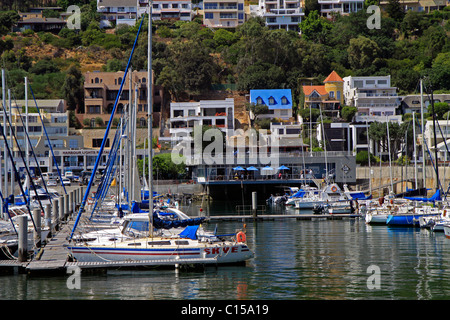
left=68, top=239, right=253, bottom=264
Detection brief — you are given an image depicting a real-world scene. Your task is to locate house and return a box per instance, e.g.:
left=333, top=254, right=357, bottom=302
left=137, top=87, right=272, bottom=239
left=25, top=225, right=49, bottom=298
left=169, top=98, right=235, bottom=144
left=79, top=70, right=164, bottom=128
left=252, top=0, right=304, bottom=32
left=302, top=70, right=344, bottom=118
left=400, top=93, right=450, bottom=114
left=379, top=0, right=447, bottom=12
left=318, top=0, right=364, bottom=18
left=249, top=89, right=293, bottom=120
left=97, top=0, right=192, bottom=27
left=16, top=17, right=66, bottom=33
left=343, top=75, right=401, bottom=119
left=203, top=0, right=246, bottom=28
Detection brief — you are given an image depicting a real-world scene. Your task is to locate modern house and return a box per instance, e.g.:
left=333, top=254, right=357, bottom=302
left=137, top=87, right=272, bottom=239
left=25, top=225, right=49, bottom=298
left=249, top=89, right=293, bottom=120
left=97, top=0, right=192, bottom=27
left=302, top=71, right=344, bottom=118
left=318, top=0, right=364, bottom=18
left=343, top=75, right=401, bottom=118
left=252, top=0, right=304, bottom=32
left=400, top=93, right=450, bottom=114
left=169, top=98, right=235, bottom=145
left=203, top=0, right=246, bottom=28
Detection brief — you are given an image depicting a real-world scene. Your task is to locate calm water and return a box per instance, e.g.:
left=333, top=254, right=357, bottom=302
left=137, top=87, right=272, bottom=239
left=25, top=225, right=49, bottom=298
left=1, top=201, right=450, bottom=300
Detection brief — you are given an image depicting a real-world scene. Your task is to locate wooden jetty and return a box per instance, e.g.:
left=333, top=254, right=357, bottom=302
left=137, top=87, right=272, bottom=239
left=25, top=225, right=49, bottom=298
left=0, top=187, right=362, bottom=276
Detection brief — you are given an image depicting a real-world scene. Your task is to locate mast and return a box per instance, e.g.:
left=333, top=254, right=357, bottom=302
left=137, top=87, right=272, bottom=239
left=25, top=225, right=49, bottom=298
left=413, top=112, right=418, bottom=189
left=430, top=88, right=439, bottom=192
left=387, top=116, right=393, bottom=193
left=2, top=69, right=7, bottom=199
left=366, top=119, right=372, bottom=195
left=148, top=6, right=154, bottom=237
left=420, top=79, right=426, bottom=188
left=25, top=77, right=29, bottom=196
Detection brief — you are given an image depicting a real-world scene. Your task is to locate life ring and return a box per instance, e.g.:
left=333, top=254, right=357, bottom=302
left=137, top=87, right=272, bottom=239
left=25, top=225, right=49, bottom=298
left=236, top=231, right=246, bottom=243
left=331, top=186, right=337, bottom=192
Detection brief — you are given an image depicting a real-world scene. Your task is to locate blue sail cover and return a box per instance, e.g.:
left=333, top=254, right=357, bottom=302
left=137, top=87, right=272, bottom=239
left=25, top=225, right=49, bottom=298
left=152, top=212, right=206, bottom=229
left=404, top=189, right=441, bottom=202
left=349, top=192, right=372, bottom=200
left=179, top=225, right=199, bottom=240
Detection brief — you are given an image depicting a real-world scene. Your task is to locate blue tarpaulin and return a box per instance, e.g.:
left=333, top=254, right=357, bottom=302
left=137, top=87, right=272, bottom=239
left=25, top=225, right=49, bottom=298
left=179, top=225, right=199, bottom=240
left=405, top=189, right=441, bottom=202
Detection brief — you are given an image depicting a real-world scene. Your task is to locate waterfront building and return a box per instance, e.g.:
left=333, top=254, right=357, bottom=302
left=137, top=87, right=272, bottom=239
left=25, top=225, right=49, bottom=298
left=424, top=120, right=450, bottom=161
left=249, top=89, right=293, bottom=120
left=302, top=70, right=344, bottom=118
left=97, top=0, right=192, bottom=27
left=318, top=0, right=364, bottom=18
left=343, top=75, right=401, bottom=119
left=400, top=93, right=450, bottom=114
left=169, top=98, right=235, bottom=145
left=79, top=70, right=164, bottom=128
left=251, top=0, right=304, bottom=32
left=0, top=100, right=83, bottom=174
left=203, top=0, right=246, bottom=28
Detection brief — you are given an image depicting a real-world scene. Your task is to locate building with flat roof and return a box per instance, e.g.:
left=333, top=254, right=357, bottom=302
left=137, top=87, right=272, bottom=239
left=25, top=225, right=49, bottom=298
left=79, top=70, right=164, bottom=129
left=318, top=0, right=364, bottom=18
left=252, top=0, right=304, bottom=32
left=203, top=0, right=246, bottom=28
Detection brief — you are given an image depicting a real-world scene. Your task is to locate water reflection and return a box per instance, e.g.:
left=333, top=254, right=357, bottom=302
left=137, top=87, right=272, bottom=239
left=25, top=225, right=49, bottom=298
left=1, top=203, right=450, bottom=299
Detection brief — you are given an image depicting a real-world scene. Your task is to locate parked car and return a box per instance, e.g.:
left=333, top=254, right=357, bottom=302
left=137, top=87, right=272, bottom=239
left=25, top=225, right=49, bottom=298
left=62, top=178, right=71, bottom=186
left=47, top=179, right=57, bottom=186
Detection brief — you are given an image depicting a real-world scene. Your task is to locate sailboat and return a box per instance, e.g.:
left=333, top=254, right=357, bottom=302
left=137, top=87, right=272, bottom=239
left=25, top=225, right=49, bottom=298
left=67, top=14, right=253, bottom=266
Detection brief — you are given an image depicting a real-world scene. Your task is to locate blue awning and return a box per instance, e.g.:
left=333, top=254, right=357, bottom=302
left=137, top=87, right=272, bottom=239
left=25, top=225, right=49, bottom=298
left=233, top=166, right=245, bottom=171
left=261, top=166, right=273, bottom=170
left=247, top=166, right=258, bottom=171
left=278, top=165, right=290, bottom=170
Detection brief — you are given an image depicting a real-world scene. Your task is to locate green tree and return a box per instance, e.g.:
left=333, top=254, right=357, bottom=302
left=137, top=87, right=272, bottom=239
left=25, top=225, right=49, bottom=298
left=386, top=0, right=405, bottom=21
left=0, top=10, right=19, bottom=35
left=430, top=52, right=450, bottom=90
left=347, top=35, right=381, bottom=70
left=299, top=10, right=332, bottom=44
left=62, top=65, right=84, bottom=111
left=341, top=106, right=357, bottom=122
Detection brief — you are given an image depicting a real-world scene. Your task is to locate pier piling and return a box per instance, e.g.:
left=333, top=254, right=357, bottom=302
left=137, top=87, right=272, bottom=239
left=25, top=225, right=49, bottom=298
left=18, top=215, right=27, bottom=262
left=252, top=192, right=258, bottom=219
left=53, top=198, right=59, bottom=232
left=33, top=208, right=41, bottom=247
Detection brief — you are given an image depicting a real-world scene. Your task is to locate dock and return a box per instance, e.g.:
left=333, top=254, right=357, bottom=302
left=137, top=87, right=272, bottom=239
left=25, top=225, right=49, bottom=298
left=0, top=185, right=362, bottom=276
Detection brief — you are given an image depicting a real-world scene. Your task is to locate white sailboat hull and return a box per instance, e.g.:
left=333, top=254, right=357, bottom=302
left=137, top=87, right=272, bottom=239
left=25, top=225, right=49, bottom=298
left=68, top=239, right=253, bottom=264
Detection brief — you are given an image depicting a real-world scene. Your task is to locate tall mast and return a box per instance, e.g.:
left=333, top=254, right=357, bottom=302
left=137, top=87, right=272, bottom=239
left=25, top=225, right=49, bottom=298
left=148, top=4, right=154, bottom=237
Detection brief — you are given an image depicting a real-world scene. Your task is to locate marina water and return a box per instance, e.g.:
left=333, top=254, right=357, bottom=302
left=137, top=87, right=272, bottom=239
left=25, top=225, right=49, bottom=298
left=1, top=201, right=450, bottom=300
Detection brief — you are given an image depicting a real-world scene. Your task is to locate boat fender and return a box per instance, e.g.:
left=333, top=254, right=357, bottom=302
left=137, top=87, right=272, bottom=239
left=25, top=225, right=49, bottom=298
left=444, top=210, right=447, bottom=217
left=236, top=231, right=246, bottom=243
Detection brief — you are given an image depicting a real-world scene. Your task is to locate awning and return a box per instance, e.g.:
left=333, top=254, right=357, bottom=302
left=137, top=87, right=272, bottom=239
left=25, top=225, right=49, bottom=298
left=261, top=166, right=273, bottom=170
left=233, top=166, right=244, bottom=170
left=278, top=165, right=290, bottom=170
left=247, top=166, right=258, bottom=171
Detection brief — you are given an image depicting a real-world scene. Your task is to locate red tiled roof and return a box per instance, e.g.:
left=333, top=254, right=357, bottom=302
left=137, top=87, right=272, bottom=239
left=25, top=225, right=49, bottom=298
left=302, top=85, right=328, bottom=96
left=323, top=71, right=343, bottom=83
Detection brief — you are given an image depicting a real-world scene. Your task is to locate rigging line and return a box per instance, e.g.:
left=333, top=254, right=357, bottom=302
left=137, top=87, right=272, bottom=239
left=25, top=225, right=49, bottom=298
left=69, top=17, right=145, bottom=241
left=0, top=113, right=38, bottom=232
left=5, top=93, right=53, bottom=204
left=0, top=101, right=47, bottom=217
left=28, top=85, right=67, bottom=195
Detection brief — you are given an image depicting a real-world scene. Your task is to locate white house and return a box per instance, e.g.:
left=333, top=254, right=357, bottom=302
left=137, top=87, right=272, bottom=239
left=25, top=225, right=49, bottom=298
left=343, top=75, right=401, bottom=118
left=318, top=0, right=364, bottom=18
left=169, top=98, right=235, bottom=144
left=251, top=0, right=304, bottom=32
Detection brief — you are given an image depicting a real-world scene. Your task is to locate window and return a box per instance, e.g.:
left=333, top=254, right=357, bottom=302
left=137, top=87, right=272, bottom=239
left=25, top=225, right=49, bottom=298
left=205, top=12, right=214, bottom=19
left=337, top=91, right=341, bottom=100
left=329, top=91, right=334, bottom=98
left=280, top=110, right=288, bottom=116
left=256, top=97, right=263, bottom=105
left=188, top=109, right=196, bottom=116
left=268, top=97, right=275, bottom=105
left=172, top=3, right=178, bottom=8
left=378, top=79, right=387, bottom=85
left=93, top=138, right=110, bottom=148
left=153, top=3, right=158, bottom=8
left=175, top=240, right=189, bottom=245
left=162, top=4, right=169, bottom=8
left=281, top=96, right=289, bottom=105
left=69, top=140, right=78, bottom=148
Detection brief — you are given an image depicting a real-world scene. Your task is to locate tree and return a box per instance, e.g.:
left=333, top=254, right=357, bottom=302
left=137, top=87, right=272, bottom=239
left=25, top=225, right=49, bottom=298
left=386, top=0, right=405, bottom=22
left=341, top=106, right=357, bottom=122
left=299, top=10, right=333, bottom=44
left=247, top=103, right=269, bottom=125
left=430, top=52, right=450, bottom=90
left=347, top=36, right=381, bottom=70
left=0, top=10, right=19, bottom=35
left=62, top=65, right=84, bottom=112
